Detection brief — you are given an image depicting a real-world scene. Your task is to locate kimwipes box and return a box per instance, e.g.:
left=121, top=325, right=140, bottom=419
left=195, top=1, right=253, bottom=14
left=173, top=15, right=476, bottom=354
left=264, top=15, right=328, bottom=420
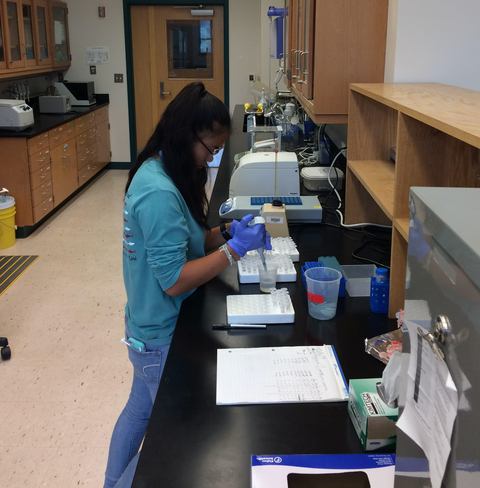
left=348, top=378, right=398, bottom=451
left=251, top=454, right=395, bottom=488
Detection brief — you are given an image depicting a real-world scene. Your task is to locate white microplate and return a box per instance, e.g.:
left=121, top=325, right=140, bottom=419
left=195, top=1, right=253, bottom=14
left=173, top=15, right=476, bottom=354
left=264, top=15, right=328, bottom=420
left=226, top=288, right=295, bottom=324
left=245, top=236, right=299, bottom=262
left=238, top=254, right=296, bottom=284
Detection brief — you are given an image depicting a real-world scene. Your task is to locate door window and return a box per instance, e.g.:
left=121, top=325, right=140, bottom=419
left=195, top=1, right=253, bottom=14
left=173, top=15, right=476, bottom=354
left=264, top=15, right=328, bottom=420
left=167, top=19, right=213, bottom=78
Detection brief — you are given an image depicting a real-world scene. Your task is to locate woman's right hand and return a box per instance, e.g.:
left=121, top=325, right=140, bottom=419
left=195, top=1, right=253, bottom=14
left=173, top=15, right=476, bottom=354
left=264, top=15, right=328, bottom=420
left=227, top=214, right=268, bottom=257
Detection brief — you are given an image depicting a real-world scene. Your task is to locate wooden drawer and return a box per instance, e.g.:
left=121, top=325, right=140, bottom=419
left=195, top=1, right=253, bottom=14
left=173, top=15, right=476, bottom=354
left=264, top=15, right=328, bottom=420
left=75, top=112, right=96, bottom=135
left=95, top=106, right=109, bottom=124
left=76, top=127, right=96, bottom=152
left=77, top=143, right=97, bottom=170
left=49, top=121, right=76, bottom=149
left=33, top=196, right=54, bottom=223
left=30, top=163, right=51, bottom=190
left=28, top=148, right=51, bottom=173
left=31, top=179, right=53, bottom=207
left=27, top=132, right=49, bottom=155
left=78, top=159, right=101, bottom=185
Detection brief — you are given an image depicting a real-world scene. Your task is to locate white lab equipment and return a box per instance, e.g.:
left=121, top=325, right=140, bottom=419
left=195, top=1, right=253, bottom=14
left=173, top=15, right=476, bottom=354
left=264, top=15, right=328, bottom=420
left=229, top=151, right=300, bottom=198
left=219, top=196, right=322, bottom=223
left=238, top=253, right=296, bottom=284
left=0, top=100, right=34, bottom=130
left=226, top=288, right=294, bottom=324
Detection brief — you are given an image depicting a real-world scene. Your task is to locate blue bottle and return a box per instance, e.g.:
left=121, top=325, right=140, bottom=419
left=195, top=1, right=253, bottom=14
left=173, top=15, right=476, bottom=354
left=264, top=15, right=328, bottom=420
left=370, top=268, right=389, bottom=313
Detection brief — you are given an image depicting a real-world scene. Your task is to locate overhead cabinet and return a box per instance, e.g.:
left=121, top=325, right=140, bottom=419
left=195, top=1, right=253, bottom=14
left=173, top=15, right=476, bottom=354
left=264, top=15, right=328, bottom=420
left=0, top=0, right=70, bottom=78
left=284, top=0, right=388, bottom=124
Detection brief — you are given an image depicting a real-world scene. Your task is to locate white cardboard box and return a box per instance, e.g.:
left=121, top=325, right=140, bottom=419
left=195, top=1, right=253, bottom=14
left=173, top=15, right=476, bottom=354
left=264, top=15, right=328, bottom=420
left=251, top=454, right=395, bottom=488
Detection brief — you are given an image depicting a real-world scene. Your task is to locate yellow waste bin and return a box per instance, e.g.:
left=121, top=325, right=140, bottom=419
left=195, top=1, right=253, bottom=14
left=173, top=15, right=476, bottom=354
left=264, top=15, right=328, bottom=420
left=0, top=196, right=16, bottom=250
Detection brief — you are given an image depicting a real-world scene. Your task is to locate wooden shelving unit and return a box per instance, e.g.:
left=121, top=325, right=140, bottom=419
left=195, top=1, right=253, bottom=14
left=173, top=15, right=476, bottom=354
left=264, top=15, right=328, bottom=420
left=345, top=83, right=480, bottom=317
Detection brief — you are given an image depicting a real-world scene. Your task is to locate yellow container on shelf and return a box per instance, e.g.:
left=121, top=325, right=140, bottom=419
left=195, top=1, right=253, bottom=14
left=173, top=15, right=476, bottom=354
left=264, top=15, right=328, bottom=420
left=0, top=196, right=16, bottom=250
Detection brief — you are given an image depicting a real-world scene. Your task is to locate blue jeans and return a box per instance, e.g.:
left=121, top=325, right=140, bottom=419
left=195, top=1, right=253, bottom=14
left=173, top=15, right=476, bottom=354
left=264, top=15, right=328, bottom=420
left=104, top=319, right=170, bottom=488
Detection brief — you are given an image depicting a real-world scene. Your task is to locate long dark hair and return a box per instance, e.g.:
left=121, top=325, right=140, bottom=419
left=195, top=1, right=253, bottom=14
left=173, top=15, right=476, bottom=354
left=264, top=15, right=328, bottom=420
left=126, top=82, right=231, bottom=230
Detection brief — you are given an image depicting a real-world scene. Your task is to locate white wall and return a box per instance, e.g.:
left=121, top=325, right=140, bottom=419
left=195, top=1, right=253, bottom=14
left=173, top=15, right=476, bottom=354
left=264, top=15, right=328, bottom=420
left=385, top=0, right=480, bottom=91
left=65, top=0, right=480, bottom=162
left=228, top=0, right=262, bottom=110
left=259, top=1, right=288, bottom=99
left=66, top=0, right=266, bottom=162
left=66, top=0, right=129, bottom=162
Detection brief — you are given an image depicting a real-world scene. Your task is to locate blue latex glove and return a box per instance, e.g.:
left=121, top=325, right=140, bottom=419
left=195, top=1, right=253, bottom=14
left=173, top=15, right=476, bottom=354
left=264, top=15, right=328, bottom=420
left=227, top=214, right=269, bottom=258
left=408, top=217, right=430, bottom=262
left=231, top=218, right=272, bottom=250
left=229, top=219, right=239, bottom=237
left=265, top=231, right=272, bottom=251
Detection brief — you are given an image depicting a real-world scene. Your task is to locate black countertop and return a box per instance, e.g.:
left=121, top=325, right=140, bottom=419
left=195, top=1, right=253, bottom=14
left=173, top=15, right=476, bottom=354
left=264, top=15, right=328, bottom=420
left=0, top=93, right=109, bottom=139
left=132, top=106, right=396, bottom=487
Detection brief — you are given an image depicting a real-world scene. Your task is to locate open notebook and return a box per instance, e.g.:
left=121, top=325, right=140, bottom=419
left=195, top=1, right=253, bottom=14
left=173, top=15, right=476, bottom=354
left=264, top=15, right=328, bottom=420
left=216, top=345, right=348, bottom=405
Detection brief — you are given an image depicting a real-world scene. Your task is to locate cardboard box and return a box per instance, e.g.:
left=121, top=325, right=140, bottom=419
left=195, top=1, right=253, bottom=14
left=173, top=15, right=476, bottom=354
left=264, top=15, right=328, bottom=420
left=348, top=378, right=398, bottom=451
left=251, top=454, right=395, bottom=488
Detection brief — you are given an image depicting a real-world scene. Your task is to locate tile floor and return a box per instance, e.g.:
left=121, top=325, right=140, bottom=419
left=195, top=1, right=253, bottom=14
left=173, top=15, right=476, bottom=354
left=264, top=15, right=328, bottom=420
left=0, top=168, right=218, bottom=487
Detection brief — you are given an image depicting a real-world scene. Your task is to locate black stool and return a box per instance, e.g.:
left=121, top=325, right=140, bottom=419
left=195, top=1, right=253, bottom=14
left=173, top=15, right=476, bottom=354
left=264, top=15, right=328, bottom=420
left=0, top=337, right=11, bottom=360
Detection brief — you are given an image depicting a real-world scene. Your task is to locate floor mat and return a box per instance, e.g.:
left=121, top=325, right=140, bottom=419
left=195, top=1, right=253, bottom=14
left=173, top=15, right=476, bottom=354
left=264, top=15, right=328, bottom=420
left=0, top=255, right=39, bottom=296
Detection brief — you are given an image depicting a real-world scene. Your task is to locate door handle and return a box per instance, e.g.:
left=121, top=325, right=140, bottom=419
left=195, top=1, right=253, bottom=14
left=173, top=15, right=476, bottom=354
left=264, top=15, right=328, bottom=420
left=160, top=82, right=171, bottom=99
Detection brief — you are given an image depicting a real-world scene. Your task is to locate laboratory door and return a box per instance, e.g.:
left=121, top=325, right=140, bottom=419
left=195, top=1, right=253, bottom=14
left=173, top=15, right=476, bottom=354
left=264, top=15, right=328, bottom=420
left=131, top=5, right=225, bottom=154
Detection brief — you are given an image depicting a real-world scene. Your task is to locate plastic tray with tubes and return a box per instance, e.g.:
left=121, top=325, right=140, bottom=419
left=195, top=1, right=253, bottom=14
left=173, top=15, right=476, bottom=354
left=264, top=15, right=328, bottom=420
left=238, top=254, right=296, bottom=284
left=226, top=288, right=295, bottom=324
left=245, top=236, right=299, bottom=262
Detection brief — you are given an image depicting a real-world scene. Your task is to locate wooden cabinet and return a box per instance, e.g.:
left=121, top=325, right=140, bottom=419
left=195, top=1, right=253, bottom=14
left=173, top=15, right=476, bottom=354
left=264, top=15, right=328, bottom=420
left=95, top=106, right=110, bottom=166
left=0, top=105, right=110, bottom=229
left=3, top=0, right=24, bottom=68
left=49, top=0, right=69, bottom=68
left=288, top=0, right=314, bottom=100
left=286, top=0, right=388, bottom=124
left=22, top=0, right=37, bottom=67
left=96, top=119, right=110, bottom=165
left=0, top=6, right=6, bottom=69
left=33, top=0, right=52, bottom=66
left=50, top=136, right=77, bottom=206
left=345, top=83, right=480, bottom=317
left=0, top=0, right=69, bottom=79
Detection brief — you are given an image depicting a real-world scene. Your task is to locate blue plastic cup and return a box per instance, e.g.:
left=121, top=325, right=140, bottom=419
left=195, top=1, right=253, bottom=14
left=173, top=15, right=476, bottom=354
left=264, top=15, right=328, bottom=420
left=305, top=267, right=342, bottom=320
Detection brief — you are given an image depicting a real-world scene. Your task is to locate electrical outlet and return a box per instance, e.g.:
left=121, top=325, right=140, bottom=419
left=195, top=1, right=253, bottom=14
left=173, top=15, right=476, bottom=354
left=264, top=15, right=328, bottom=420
left=114, top=73, right=123, bottom=83
left=249, top=73, right=255, bottom=82
left=90, top=65, right=96, bottom=75
left=58, top=72, right=64, bottom=82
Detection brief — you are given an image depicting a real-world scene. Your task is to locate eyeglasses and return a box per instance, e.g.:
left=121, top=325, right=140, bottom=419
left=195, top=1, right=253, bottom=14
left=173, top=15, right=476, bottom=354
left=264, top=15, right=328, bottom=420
left=194, top=134, right=223, bottom=156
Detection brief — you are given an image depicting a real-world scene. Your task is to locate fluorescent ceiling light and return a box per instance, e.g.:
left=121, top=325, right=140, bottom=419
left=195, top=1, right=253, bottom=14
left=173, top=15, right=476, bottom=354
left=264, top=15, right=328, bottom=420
left=191, top=9, right=214, bottom=16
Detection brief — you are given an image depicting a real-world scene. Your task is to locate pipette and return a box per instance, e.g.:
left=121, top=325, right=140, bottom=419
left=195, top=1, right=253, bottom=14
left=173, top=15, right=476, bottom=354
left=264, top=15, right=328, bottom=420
left=248, top=216, right=267, bottom=271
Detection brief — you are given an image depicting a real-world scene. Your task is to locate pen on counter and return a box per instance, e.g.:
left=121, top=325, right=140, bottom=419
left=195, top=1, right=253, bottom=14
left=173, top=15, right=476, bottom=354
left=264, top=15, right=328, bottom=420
left=212, top=323, right=267, bottom=330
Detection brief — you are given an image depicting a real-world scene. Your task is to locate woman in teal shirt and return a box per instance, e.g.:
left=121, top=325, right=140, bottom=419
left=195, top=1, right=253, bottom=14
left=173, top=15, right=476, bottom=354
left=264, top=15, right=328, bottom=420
left=104, top=82, right=269, bottom=487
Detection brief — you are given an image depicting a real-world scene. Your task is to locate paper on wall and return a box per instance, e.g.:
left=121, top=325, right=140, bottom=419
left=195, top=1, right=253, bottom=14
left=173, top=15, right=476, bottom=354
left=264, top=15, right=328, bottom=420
left=87, top=46, right=110, bottom=65
left=396, top=320, right=458, bottom=488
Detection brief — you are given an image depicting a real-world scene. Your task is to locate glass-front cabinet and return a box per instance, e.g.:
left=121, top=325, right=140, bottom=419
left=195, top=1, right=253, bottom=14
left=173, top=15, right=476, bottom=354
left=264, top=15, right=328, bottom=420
left=3, top=0, right=25, bottom=68
left=0, top=5, right=6, bottom=69
left=50, top=0, right=70, bottom=67
left=0, top=0, right=70, bottom=76
left=33, top=0, right=51, bottom=66
left=22, top=0, right=36, bottom=66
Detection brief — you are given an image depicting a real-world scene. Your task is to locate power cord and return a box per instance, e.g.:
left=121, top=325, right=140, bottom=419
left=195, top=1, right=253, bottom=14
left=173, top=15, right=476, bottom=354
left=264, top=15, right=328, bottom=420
left=325, top=146, right=392, bottom=230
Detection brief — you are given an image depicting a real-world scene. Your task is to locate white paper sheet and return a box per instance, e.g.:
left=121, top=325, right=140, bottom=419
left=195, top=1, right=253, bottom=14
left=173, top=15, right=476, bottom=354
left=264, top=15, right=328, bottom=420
left=87, top=46, right=110, bottom=65
left=216, top=345, right=348, bottom=405
left=397, top=320, right=459, bottom=488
